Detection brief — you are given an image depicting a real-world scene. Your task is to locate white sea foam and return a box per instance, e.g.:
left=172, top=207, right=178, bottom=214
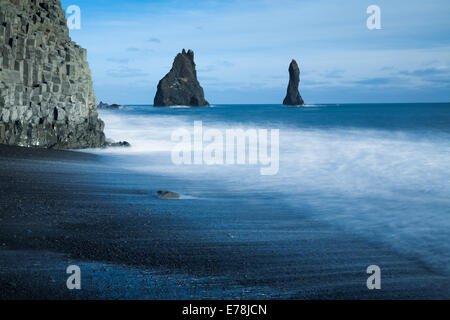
left=302, top=104, right=329, bottom=108
left=93, top=108, right=450, bottom=274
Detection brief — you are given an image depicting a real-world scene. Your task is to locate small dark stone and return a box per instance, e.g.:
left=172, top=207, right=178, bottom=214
left=283, top=59, right=304, bottom=106
left=154, top=49, right=209, bottom=107
left=157, top=190, right=180, bottom=200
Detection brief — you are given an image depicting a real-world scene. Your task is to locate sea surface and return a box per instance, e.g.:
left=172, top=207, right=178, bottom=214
left=91, top=103, right=450, bottom=277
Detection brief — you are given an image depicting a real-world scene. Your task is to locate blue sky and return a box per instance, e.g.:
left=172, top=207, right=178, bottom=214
left=61, top=0, right=450, bottom=104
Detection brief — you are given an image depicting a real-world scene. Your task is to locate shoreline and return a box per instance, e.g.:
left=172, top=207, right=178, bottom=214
left=0, top=145, right=448, bottom=299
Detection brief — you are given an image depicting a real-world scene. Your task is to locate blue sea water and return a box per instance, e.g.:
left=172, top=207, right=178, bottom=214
left=92, top=103, right=450, bottom=276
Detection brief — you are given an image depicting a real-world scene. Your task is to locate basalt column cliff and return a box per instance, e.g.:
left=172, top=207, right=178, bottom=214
left=0, top=0, right=105, bottom=148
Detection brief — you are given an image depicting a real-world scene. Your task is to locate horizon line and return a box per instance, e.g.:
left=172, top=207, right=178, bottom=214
left=103, top=102, right=450, bottom=106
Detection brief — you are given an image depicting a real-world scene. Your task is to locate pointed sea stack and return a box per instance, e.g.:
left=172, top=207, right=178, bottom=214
left=154, top=49, right=209, bottom=107
left=283, top=59, right=304, bottom=106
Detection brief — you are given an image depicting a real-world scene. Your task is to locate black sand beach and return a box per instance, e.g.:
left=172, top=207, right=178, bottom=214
left=0, top=145, right=448, bottom=299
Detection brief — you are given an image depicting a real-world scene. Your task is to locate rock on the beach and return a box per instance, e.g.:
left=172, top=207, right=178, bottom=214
left=154, top=49, right=209, bottom=107
left=157, top=190, right=180, bottom=200
left=0, top=0, right=105, bottom=149
left=283, top=59, right=305, bottom=106
left=105, top=140, right=131, bottom=148
left=98, top=101, right=121, bottom=109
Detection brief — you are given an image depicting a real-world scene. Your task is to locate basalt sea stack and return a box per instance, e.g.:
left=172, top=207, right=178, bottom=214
left=154, top=49, right=209, bottom=107
left=283, top=59, right=304, bottom=106
left=0, top=0, right=105, bottom=148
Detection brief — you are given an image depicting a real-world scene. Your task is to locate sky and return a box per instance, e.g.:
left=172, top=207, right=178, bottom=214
left=60, top=0, right=450, bottom=104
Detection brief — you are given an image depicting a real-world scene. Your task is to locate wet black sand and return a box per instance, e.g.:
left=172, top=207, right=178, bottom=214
left=0, top=145, right=448, bottom=299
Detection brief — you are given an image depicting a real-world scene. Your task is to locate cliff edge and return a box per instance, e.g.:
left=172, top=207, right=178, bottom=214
left=0, top=0, right=105, bottom=148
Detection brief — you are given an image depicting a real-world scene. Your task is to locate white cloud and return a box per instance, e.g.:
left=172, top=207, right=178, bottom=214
left=67, top=0, right=450, bottom=103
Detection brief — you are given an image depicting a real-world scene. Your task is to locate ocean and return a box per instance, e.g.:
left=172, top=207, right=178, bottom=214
left=91, top=103, right=450, bottom=281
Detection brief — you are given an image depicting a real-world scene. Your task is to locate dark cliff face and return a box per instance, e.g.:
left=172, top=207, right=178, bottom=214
left=0, top=0, right=105, bottom=149
left=283, top=59, right=304, bottom=106
left=154, top=49, right=209, bottom=107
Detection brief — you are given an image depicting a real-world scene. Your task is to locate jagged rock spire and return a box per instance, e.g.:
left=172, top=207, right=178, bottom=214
left=154, top=49, right=209, bottom=107
left=283, top=59, right=304, bottom=106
